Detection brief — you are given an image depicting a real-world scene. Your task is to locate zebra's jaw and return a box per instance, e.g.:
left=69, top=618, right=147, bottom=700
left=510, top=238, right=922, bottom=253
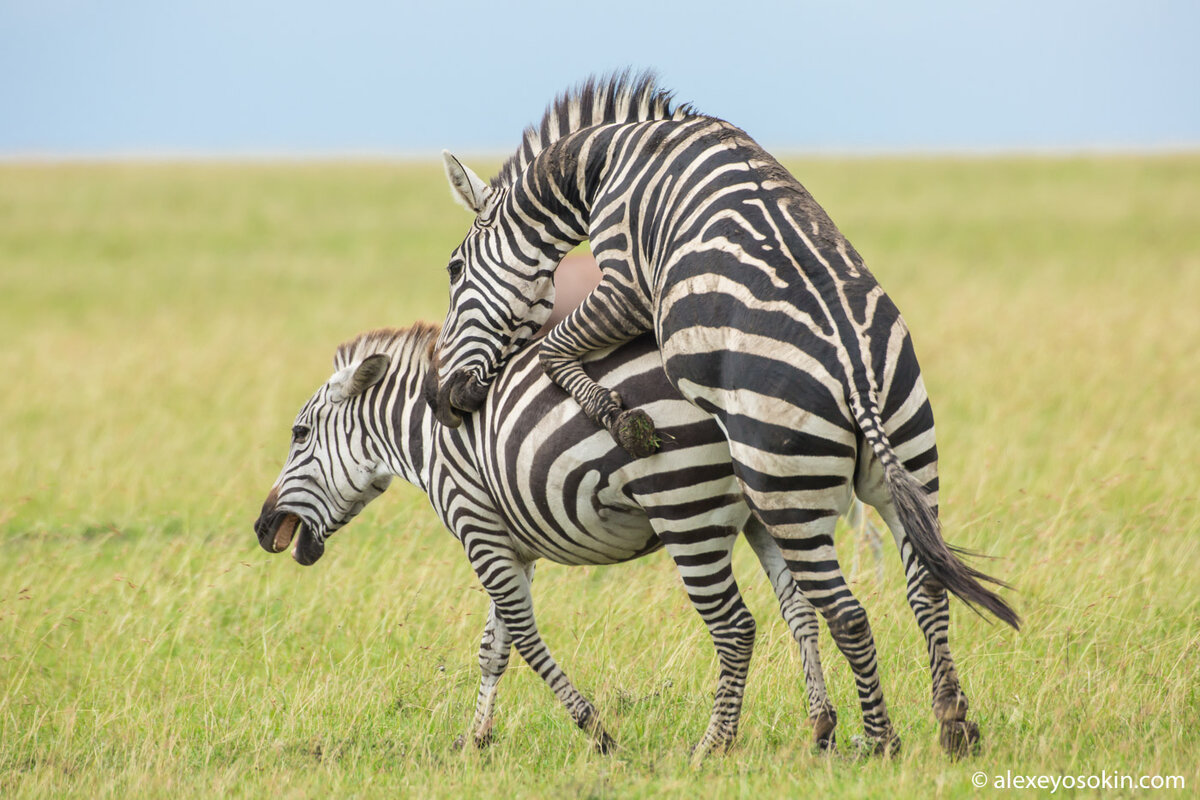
left=291, top=522, right=325, bottom=566
left=254, top=508, right=326, bottom=565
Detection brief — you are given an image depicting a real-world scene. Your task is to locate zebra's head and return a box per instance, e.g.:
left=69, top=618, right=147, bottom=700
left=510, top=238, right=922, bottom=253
left=424, top=150, right=560, bottom=428
left=254, top=353, right=395, bottom=565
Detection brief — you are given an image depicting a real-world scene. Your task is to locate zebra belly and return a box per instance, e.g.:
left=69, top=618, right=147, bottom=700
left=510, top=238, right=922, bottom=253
left=476, top=335, right=737, bottom=566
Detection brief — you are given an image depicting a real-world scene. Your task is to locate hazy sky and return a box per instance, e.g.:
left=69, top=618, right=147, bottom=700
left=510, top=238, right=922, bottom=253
left=2, top=0, right=1197, bottom=156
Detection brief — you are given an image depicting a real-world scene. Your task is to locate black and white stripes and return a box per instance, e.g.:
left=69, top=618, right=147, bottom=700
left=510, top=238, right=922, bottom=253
left=425, top=73, right=1019, bottom=756
left=255, top=326, right=846, bottom=757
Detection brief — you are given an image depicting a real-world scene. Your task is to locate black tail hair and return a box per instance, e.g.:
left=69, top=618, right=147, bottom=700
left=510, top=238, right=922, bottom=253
left=854, top=394, right=1020, bottom=630
left=883, top=459, right=1020, bottom=629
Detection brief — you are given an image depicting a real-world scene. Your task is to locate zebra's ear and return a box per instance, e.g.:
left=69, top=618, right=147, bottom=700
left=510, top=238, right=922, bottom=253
left=328, top=354, right=390, bottom=403
left=442, top=149, right=492, bottom=214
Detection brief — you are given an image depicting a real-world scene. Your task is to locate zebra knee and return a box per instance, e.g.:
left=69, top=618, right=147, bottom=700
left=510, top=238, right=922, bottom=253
left=479, top=647, right=509, bottom=676
left=826, top=604, right=871, bottom=643
left=906, top=562, right=946, bottom=599
left=920, top=574, right=946, bottom=598
left=729, top=609, right=757, bottom=651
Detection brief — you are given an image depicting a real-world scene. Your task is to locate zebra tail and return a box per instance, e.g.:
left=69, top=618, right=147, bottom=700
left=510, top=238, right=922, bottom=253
left=852, top=394, right=1021, bottom=631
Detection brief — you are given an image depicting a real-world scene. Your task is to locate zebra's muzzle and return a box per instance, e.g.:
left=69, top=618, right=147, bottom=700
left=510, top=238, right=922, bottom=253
left=426, top=370, right=489, bottom=428
left=255, top=508, right=325, bottom=564
left=255, top=509, right=304, bottom=554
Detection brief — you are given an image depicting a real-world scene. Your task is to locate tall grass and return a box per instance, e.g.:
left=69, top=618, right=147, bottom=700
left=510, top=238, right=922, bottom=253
left=1, top=156, right=1197, bottom=797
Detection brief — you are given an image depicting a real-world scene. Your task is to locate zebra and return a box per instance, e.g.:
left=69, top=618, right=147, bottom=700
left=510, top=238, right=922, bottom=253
left=255, top=324, right=852, bottom=759
left=422, top=72, right=1020, bottom=756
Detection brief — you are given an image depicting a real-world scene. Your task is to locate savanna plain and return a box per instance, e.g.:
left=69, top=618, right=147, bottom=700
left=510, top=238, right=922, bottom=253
left=1, top=156, right=1197, bottom=798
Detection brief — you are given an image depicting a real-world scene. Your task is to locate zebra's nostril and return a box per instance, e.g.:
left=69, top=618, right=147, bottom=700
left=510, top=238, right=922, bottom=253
left=451, top=373, right=489, bottom=412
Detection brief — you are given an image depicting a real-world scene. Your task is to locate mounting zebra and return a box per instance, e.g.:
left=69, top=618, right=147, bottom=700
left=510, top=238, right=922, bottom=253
left=423, top=72, right=1020, bottom=756
left=255, top=324, right=856, bottom=760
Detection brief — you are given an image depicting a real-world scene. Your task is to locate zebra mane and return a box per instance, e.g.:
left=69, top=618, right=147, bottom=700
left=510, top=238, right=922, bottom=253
left=490, top=70, right=700, bottom=189
left=333, top=323, right=441, bottom=372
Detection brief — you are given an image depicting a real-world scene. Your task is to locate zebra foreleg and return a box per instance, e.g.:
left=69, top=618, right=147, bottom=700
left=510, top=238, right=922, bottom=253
left=470, top=554, right=616, bottom=753
left=539, top=282, right=658, bottom=457
left=742, top=519, right=838, bottom=751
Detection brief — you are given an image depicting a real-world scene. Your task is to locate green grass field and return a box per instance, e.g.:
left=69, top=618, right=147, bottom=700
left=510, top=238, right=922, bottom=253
left=1, top=156, right=1197, bottom=798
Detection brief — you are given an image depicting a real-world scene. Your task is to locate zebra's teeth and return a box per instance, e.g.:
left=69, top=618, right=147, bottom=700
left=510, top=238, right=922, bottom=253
left=272, top=514, right=299, bottom=552
left=290, top=520, right=304, bottom=559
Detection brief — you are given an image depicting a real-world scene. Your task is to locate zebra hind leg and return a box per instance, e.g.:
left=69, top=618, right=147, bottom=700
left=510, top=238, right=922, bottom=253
left=742, top=518, right=837, bottom=751
left=763, top=510, right=900, bottom=756
left=659, top=532, right=756, bottom=765
left=460, top=601, right=513, bottom=750
left=877, top=506, right=980, bottom=758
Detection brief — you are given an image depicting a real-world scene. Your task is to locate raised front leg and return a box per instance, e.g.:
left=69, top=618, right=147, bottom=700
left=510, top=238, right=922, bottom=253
left=539, top=280, right=659, bottom=457
left=467, top=549, right=615, bottom=753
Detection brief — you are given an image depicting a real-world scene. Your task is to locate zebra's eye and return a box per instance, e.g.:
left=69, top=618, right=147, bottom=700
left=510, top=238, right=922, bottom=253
left=291, top=424, right=310, bottom=444
left=447, top=258, right=465, bottom=282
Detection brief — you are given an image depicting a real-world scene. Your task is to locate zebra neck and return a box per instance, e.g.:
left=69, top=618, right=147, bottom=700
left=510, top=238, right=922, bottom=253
left=517, top=129, right=621, bottom=245
left=376, top=365, right=442, bottom=495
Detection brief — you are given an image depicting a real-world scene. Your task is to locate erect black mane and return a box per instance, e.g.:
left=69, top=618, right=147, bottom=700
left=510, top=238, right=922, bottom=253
left=490, top=70, right=701, bottom=190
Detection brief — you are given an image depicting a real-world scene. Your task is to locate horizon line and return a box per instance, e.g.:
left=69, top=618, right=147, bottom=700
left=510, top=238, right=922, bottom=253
left=2, top=142, right=1199, bottom=165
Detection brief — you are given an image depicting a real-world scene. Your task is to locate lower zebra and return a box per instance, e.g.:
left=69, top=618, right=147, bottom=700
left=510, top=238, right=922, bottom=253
left=253, top=324, right=868, bottom=757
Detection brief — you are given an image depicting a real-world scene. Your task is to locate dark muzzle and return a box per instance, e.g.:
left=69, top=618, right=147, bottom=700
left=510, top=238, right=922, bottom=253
left=423, top=369, right=489, bottom=428
left=253, top=490, right=324, bottom=565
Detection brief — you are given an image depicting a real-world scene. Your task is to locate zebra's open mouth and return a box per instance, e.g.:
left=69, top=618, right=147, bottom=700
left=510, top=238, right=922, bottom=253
left=439, top=371, right=490, bottom=426
left=271, top=513, right=301, bottom=553
left=255, top=511, right=325, bottom=565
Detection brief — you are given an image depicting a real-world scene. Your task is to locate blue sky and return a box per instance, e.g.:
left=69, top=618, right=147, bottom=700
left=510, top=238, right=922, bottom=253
left=1, top=0, right=1197, bottom=156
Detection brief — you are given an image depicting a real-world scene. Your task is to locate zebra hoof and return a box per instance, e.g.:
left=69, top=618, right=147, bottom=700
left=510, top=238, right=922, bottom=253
left=613, top=408, right=660, bottom=457
left=594, top=730, right=618, bottom=755
left=940, top=718, right=980, bottom=759
left=812, top=710, right=837, bottom=751
left=453, top=730, right=494, bottom=751
left=850, top=729, right=901, bottom=758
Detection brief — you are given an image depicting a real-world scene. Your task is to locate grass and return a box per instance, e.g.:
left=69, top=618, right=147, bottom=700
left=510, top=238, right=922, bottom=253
left=1, top=155, right=1197, bottom=798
